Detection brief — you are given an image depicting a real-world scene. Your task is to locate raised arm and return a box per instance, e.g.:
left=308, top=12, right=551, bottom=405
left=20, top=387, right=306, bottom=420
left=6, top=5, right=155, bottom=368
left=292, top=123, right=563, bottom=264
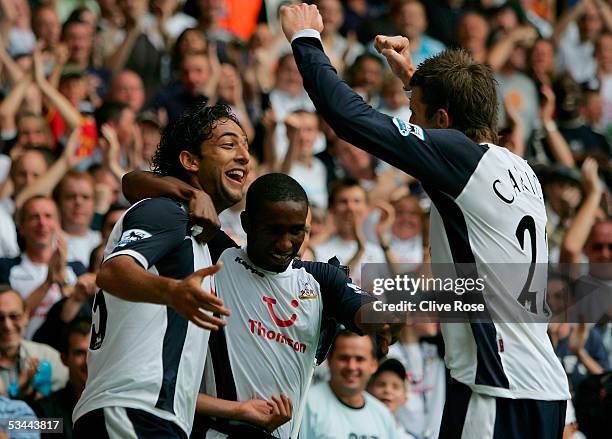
left=33, top=46, right=81, bottom=130
left=281, top=5, right=482, bottom=197
left=560, top=158, right=603, bottom=263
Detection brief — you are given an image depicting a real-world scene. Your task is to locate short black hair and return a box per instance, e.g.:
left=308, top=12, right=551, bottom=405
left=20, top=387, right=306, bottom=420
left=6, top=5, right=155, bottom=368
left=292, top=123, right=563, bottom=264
left=152, top=102, right=241, bottom=180
left=245, top=173, right=308, bottom=216
left=372, top=358, right=406, bottom=382
left=60, top=318, right=91, bottom=354
left=95, top=101, right=129, bottom=131
left=328, top=177, right=365, bottom=207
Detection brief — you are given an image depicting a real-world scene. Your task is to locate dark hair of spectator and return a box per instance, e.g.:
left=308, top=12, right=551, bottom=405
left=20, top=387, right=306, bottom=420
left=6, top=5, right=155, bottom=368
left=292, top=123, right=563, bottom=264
left=371, top=358, right=407, bottom=382
left=245, top=173, right=309, bottom=217
left=60, top=318, right=92, bottom=354
left=328, top=329, right=376, bottom=359
left=172, top=28, right=208, bottom=70
left=347, top=53, right=384, bottom=86
left=328, top=177, right=366, bottom=208
left=410, top=49, right=499, bottom=144
left=152, top=102, right=241, bottom=180
left=61, top=17, right=88, bottom=40
left=95, top=102, right=129, bottom=133
left=66, top=7, right=94, bottom=25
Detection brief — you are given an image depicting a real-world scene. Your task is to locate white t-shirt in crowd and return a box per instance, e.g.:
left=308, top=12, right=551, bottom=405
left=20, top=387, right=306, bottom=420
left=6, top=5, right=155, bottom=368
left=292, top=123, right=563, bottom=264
left=289, top=157, right=329, bottom=209
left=300, top=382, right=397, bottom=439
left=65, top=229, right=102, bottom=268
left=314, top=235, right=386, bottom=287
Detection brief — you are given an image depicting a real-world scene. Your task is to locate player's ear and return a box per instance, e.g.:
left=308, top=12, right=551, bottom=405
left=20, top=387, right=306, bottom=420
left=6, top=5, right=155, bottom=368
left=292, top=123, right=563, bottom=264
left=433, top=109, right=451, bottom=129
left=179, top=151, right=200, bottom=173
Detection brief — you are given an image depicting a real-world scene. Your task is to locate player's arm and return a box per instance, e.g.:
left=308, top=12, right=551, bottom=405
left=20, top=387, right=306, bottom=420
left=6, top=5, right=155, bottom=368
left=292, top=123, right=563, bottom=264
left=122, top=170, right=221, bottom=243
left=122, top=170, right=199, bottom=205
left=297, top=260, right=399, bottom=355
left=196, top=393, right=292, bottom=432
left=96, top=198, right=230, bottom=329
left=281, top=6, right=480, bottom=195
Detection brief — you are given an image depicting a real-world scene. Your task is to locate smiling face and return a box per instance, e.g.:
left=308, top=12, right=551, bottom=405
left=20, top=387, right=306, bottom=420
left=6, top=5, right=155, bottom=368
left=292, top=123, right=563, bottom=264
left=20, top=198, right=60, bottom=251
left=0, top=291, right=27, bottom=354
left=243, top=200, right=308, bottom=272
left=197, top=119, right=250, bottom=212
left=328, top=335, right=378, bottom=399
left=368, top=370, right=407, bottom=414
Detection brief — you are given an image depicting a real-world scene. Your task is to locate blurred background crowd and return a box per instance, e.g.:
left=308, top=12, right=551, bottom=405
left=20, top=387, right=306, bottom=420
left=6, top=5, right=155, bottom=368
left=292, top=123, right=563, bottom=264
left=0, top=0, right=610, bottom=438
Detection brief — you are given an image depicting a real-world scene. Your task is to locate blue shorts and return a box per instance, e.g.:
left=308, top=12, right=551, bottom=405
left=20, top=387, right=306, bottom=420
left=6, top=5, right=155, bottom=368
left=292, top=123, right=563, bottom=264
left=73, top=407, right=187, bottom=439
left=439, top=380, right=566, bottom=439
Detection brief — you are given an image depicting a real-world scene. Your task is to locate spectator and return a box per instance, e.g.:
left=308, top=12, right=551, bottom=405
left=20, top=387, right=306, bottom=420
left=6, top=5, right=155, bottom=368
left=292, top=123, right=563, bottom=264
left=104, top=0, right=163, bottom=98
left=313, top=178, right=386, bottom=286
left=137, top=111, right=162, bottom=171
left=347, top=53, right=384, bottom=108
left=94, top=101, right=138, bottom=169
left=0, top=196, right=86, bottom=339
left=0, top=289, right=68, bottom=401
left=386, top=193, right=425, bottom=265
left=106, top=70, right=146, bottom=114
left=367, top=358, right=418, bottom=439
left=387, top=322, right=445, bottom=439
left=269, top=53, right=318, bottom=159
left=595, top=32, right=612, bottom=136
left=551, top=322, right=610, bottom=396
left=554, top=0, right=612, bottom=84
left=389, top=0, right=445, bottom=68
left=455, top=11, right=490, bottom=64
left=300, top=331, right=396, bottom=439
left=31, top=319, right=90, bottom=439
left=318, top=0, right=364, bottom=72
left=379, top=73, right=412, bottom=123
left=0, top=375, right=39, bottom=439
left=554, top=73, right=611, bottom=161
left=279, top=111, right=328, bottom=209
left=1, top=148, right=53, bottom=215
left=152, top=49, right=220, bottom=123
left=52, top=171, right=101, bottom=267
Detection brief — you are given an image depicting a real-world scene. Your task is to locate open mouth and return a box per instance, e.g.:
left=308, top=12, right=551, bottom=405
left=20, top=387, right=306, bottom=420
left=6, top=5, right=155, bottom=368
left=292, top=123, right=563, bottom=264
left=225, top=169, right=246, bottom=185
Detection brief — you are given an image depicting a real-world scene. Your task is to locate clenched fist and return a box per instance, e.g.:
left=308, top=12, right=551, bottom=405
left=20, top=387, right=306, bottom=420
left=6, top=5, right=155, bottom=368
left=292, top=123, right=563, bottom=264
left=280, top=3, right=324, bottom=42
left=374, top=35, right=416, bottom=87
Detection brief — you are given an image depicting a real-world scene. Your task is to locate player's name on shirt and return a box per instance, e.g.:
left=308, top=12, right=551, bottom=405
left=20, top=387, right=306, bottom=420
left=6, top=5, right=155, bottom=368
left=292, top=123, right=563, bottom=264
left=492, top=164, right=543, bottom=205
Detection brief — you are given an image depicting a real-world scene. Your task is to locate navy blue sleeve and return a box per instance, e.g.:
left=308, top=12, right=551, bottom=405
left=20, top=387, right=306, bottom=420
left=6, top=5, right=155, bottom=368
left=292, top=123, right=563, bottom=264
left=293, top=259, right=376, bottom=334
left=0, top=257, right=20, bottom=284
left=105, top=197, right=188, bottom=269
left=208, top=230, right=239, bottom=263
left=291, top=36, right=487, bottom=197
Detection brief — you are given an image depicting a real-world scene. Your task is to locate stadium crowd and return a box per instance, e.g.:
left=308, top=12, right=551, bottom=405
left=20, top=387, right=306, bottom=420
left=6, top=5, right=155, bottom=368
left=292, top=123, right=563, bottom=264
left=0, top=0, right=610, bottom=438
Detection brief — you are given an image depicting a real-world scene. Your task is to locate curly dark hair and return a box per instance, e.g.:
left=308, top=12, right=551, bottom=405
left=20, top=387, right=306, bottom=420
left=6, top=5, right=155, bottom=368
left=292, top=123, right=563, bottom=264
left=152, top=102, right=241, bottom=180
